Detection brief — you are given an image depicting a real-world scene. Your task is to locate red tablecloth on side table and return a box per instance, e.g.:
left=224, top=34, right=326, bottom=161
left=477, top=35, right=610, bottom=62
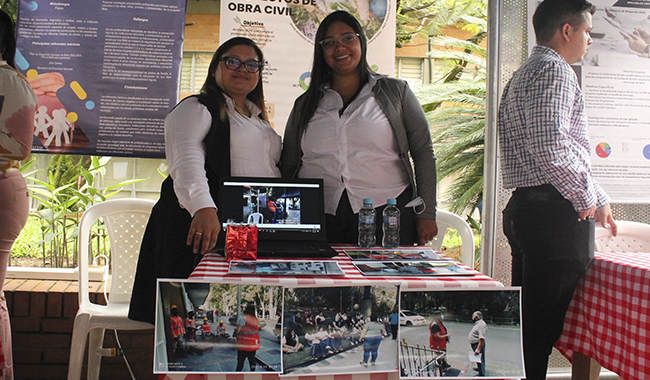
left=555, top=251, right=650, bottom=380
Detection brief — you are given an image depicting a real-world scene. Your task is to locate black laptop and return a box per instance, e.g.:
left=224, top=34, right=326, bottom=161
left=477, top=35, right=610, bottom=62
left=217, top=177, right=338, bottom=258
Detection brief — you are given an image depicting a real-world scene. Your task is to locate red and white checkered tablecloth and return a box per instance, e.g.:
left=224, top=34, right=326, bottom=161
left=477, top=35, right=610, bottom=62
left=555, top=251, right=650, bottom=380
left=161, top=246, right=502, bottom=380
left=189, top=245, right=502, bottom=290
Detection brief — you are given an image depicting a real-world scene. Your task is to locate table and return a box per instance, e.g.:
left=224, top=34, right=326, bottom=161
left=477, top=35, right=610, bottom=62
left=160, top=246, right=503, bottom=380
left=555, top=251, right=650, bottom=380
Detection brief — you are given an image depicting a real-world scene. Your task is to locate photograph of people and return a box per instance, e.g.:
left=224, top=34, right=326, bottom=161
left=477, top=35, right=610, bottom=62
left=0, top=10, right=38, bottom=378
left=468, top=311, right=487, bottom=377
left=128, top=36, right=281, bottom=325
left=155, top=281, right=282, bottom=373
left=399, top=289, right=523, bottom=378
left=280, top=10, right=438, bottom=246
left=282, top=285, right=398, bottom=375
left=234, top=304, right=261, bottom=371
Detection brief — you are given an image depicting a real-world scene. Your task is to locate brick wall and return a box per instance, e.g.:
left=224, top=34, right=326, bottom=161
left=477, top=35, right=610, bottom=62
left=4, top=279, right=156, bottom=380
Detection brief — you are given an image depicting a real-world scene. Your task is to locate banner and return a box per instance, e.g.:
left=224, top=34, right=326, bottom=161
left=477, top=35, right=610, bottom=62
left=15, top=0, right=186, bottom=158
left=527, top=0, right=650, bottom=203
left=219, top=0, right=396, bottom=135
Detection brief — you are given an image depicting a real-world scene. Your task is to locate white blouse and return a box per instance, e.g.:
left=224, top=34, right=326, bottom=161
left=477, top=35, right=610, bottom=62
left=298, top=74, right=409, bottom=214
left=165, top=95, right=281, bottom=216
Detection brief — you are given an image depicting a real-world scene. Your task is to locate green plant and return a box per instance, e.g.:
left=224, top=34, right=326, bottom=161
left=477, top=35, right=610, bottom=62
left=21, top=156, right=146, bottom=268
left=401, top=0, right=487, bottom=220
left=0, top=0, right=17, bottom=21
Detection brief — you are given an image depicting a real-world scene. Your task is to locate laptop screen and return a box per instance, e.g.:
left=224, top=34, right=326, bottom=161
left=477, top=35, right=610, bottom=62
left=218, top=177, right=326, bottom=242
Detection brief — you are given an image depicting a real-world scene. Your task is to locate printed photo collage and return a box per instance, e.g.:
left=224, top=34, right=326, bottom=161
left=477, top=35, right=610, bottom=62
left=155, top=280, right=525, bottom=378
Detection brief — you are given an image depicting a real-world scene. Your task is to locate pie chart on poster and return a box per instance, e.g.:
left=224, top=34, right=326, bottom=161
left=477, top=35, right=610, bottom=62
left=644, top=145, right=650, bottom=160
left=595, top=142, right=611, bottom=158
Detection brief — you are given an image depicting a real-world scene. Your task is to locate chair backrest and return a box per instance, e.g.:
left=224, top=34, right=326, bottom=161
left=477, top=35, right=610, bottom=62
left=594, top=220, right=650, bottom=253
left=247, top=212, right=263, bottom=224
left=78, top=198, right=156, bottom=307
left=428, top=209, right=475, bottom=268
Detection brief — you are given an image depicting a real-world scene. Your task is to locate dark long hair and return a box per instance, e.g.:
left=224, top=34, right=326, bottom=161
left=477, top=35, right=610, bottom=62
left=0, top=10, right=16, bottom=68
left=296, top=11, right=371, bottom=130
left=200, top=37, right=267, bottom=121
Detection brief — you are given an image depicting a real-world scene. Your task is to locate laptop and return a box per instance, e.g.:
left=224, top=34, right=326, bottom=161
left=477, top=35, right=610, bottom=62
left=217, top=177, right=338, bottom=258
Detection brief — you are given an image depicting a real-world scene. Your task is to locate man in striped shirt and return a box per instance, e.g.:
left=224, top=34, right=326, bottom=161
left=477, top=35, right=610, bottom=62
left=498, top=0, right=617, bottom=378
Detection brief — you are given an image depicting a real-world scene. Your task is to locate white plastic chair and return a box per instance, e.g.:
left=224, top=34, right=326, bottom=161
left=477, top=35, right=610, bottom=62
left=594, top=220, right=650, bottom=253
left=67, top=198, right=156, bottom=380
left=428, top=209, right=476, bottom=268
left=247, top=212, right=264, bottom=224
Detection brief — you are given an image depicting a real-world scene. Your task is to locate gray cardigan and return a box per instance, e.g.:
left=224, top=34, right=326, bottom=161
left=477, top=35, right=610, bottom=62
left=280, top=75, right=437, bottom=221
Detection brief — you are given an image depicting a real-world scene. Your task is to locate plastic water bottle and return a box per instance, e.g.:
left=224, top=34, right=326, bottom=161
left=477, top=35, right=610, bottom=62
left=382, top=199, right=400, bottom=248
left=358, top=198, right=376, bottom=248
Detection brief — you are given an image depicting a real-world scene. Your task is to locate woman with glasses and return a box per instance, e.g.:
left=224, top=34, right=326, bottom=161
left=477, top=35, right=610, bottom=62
left=281, top=11, right=438, bottom=246
left=129, top=37, right=281, bottom=324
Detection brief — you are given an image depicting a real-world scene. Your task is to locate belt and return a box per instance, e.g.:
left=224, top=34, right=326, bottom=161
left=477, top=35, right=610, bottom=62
left=514, top=184, right=564, bottom=202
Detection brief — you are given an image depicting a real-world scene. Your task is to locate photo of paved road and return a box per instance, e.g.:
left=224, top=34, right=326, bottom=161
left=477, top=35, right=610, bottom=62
left=399, top=289, right=524, bottom=378
left=165, top=318, right=282, bottom=373
left=287, top=335, right=398, bottom=375
left=400, top=320, right=523, bottom=377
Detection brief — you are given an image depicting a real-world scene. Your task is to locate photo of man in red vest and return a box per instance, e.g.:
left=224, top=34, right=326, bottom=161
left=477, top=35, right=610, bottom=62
left=234, top=304, right=260, bottom=371
left=429, top=310, right=450, bottom=371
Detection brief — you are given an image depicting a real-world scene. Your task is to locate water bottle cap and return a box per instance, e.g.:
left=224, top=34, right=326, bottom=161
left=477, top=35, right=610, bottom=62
left=387, top=198, right=397, bottom=205
left=363, top=198, right=373, bottom=205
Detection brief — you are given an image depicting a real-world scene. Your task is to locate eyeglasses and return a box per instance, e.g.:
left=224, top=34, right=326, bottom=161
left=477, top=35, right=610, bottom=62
left=220, top=56, right=264, bottom=73
left=319, top=33, right=360, bottom=51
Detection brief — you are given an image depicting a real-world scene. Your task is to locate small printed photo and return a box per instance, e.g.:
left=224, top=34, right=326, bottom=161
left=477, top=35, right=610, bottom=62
left=228, top=260, right=345, bottom=276
left=399, top=288, right=523, bottom=379
left=344, top=248, right=449, bottom=261
left=353, top=261, right=473, bottom=277
left=281, top=284, right=400, bottom=375
left=155, top=280, right=283, bottom=374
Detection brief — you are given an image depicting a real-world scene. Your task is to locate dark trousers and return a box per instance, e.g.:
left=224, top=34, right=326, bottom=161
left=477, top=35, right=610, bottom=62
left=326, top=189, right=417, bottom=245
left=503, top=185, right=593, bottom=380
left=236, top=350, right=257, bottom=371
left=471, top=342, right=485, bottom=376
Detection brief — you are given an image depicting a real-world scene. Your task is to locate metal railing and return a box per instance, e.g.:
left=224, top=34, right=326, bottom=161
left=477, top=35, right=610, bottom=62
left=399, top=339, right=446, bottom=377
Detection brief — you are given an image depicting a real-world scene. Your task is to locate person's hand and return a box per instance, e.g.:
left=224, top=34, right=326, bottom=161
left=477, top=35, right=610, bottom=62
left=416, top=218, right=439, bottom=245
left=621, top=31, right=649, bottom=55
left=634, top=28, right=650, bottom=44
left=27, top=72, right=65, bottom=97
left=595, top=204, right=618, bottom=237
left=186, top=207, right=221, bottom=254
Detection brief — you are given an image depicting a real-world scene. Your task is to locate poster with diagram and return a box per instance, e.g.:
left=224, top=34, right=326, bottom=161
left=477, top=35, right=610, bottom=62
left=15, top=0, right=186, bottom=157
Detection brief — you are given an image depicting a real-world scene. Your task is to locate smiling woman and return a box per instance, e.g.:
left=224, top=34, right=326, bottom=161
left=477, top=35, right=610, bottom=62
left=281, top=10, right=439, bottom=248
left=128, top=37, right=282, bottom=325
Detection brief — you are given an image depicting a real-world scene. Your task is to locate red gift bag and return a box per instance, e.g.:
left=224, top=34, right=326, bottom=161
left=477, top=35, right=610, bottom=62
left=225, top=224, right=258, bottom=262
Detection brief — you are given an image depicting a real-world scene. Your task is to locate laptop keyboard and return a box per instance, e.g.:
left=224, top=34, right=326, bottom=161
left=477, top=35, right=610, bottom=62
left=256, top=241, right=337, bottom=258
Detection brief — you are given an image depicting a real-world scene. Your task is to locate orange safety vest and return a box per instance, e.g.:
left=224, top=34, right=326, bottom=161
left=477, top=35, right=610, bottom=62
left=429, top=320, right=447, bottom=350
left=237, top=314, right=260, bottom=351
left=171, top=315, right=185, bottom=338
left=201, top=323, right=211, bottom=335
